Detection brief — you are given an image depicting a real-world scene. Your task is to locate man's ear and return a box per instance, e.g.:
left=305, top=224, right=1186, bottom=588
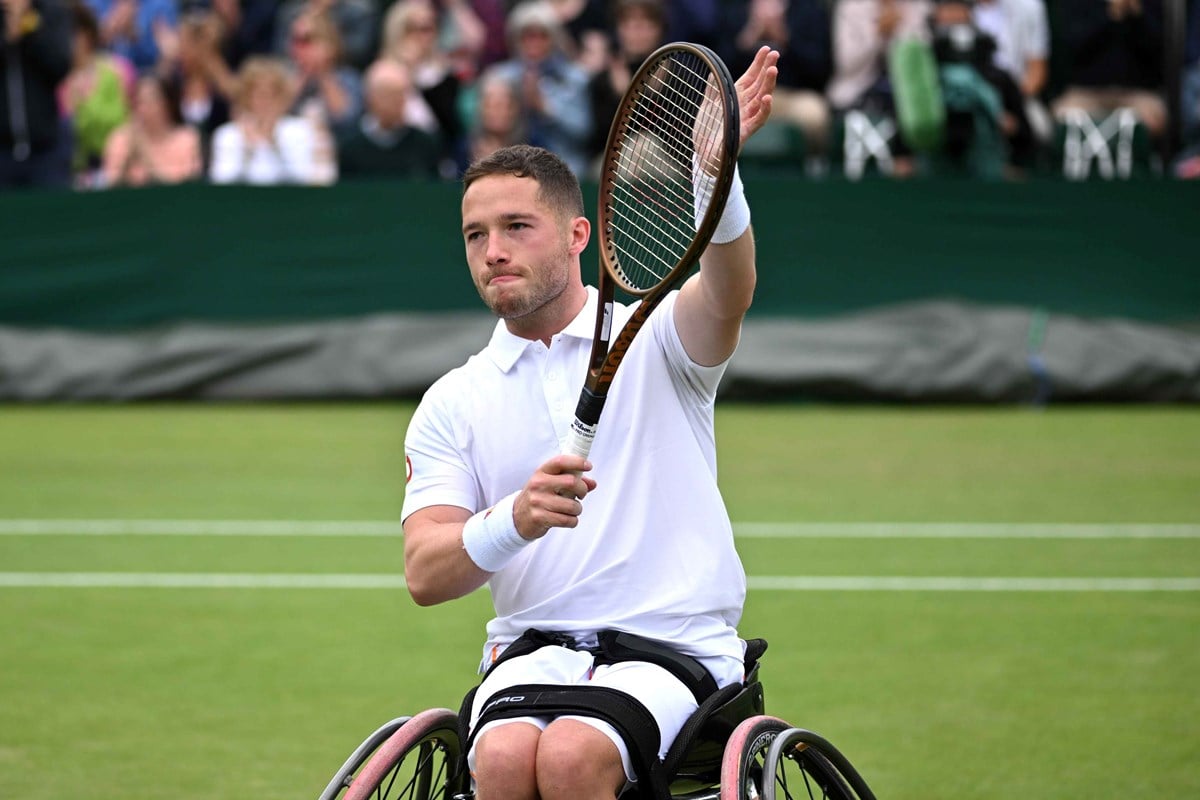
left=569, top=215, right=591, bottom=256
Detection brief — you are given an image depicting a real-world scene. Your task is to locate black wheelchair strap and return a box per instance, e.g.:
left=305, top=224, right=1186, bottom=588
left=483, top=628, right=719, bottom=706
left=468, top=683, right=670, bottom=799
left=594, top=630, right=719, bottom=705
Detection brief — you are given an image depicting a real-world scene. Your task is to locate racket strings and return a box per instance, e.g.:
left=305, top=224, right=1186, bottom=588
left=606, top=52, right=728, bottom=293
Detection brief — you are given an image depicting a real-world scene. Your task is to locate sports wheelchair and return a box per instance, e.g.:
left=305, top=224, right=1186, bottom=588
left=318, top=639, right=876, bottom=800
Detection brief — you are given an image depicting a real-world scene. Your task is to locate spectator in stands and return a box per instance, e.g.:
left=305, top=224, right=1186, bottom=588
left=102, top=72, right=202, bottom=185
left=84, top=0, right=177, bottom=72
left=1175, top=0, right=1200, bottom=178
left=61, top=0, right=130, bottom=186
left=1180, top=0, right=1199, bottom=143
left=1, top=0, right=72, bottom=189
left=380, top=0, right=470, bottom=175
left=209, top=55, right=336, bottom=184
left=827, top=0, right=933, bottom=114
left=721, top=0, right=833, bottom=159
left=488, top=0, right=591, bottom=176
left=469, top=0, right=510, bottom=70
left=826, top=0, right=932, bottom=176
left=336, top=58, right=440, bottom=178
left=928, top=0, right=1024, bottom=176
left=1050, top=0, right=1166, bottom=141
left=422, top=0, right=487, bottom=82
left=466, top=66, right=527, bottom=165
left=208, top=0, right=278, bottom=68
left=286, top=8, right=362, bottom=139
left=273, top=0, right=376, bottom=70
left=545, top=0, right=609, bottom=74
left=159, top=9, right=235, bottom=167
left=586, top=0, right=666, bottom=168
left=971, top=0, right=1052, bottom=143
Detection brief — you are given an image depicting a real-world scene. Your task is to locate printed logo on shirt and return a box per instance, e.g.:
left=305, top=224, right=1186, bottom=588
left=405, top=455, right=413, bottom=484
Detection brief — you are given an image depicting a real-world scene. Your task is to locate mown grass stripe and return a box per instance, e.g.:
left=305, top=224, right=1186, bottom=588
left=1, top=520, right=1198, bottom=539
left=2, top=573, right=1199, bottom=591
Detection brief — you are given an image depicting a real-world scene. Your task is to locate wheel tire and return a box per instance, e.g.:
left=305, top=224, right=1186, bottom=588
left=341, top=708, right=466, bottom=800
left=719, top=715, right=791, bottom=800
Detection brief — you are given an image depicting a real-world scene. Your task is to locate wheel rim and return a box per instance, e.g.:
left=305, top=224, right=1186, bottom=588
left=762, top=728, right=855, bottom=800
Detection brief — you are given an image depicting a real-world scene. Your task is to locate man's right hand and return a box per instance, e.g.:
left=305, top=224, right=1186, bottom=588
left=513, top=455, right=596, bottom=541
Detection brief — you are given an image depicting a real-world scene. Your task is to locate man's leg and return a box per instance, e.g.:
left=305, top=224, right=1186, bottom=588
left=473, top=721, right=542, bottom=800
left=469, top=645, right=595, bottom=799
left=536, top=719, right=627, bottom=800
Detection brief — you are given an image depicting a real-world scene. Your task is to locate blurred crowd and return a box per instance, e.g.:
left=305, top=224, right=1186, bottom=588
left=1, top=0, right=1197, bottom=190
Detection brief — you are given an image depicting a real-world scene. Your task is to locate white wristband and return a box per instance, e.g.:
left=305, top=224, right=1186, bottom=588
left=710, top=166, right=750, bottom=244
left=461, top=492, right=527, bottom=572
left=694, top=163, right=751, bottom=245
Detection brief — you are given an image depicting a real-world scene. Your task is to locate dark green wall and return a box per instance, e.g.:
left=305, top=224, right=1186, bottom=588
left=1, top=178, right=1196, bottom=330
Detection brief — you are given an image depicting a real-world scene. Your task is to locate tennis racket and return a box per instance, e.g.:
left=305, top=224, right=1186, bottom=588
left=561, top=42, right=741, bottom=460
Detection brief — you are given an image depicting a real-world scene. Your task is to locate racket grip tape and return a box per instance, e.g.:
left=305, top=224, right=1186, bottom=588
left=561, top=387, right=606, bottom=459
left=562, top=420, right=596, bottom=459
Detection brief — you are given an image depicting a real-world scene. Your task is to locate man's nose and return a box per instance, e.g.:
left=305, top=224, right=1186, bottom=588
left=485, top=235, right=509, bottom=265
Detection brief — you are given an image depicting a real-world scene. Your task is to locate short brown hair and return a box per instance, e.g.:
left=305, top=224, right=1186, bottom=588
left=463, top=145, right=585, bottom=220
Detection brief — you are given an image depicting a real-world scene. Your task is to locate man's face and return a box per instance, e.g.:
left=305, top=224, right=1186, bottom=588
left=367, top=70, right=410, bottom=129
left=517, top=25, right=554, bottom=63
left=461, top=174, right=576, bottom=323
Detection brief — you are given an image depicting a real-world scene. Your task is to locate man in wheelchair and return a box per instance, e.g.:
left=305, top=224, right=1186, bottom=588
left=394, top=48, right=781, bottom=800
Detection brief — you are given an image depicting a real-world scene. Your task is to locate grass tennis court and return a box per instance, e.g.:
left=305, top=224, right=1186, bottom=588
left=1, top=404, right=1197, bottom=799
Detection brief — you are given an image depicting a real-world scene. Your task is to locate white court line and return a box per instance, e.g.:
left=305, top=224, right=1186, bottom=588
left=1, top=573, right=1199, bottom=591
left=735, top=523, right=1200, bottom=539
left=0, top=519, right=405, bottom=536
left=1, top=520, right=1198, bottom=539
left=747, top=576, right=1200, bottom=592
left=0, top=572, right=407, bottom=589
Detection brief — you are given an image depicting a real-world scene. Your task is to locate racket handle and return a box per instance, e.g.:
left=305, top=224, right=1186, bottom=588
left=562, top=387, right=605, bottom=460
left=562, top=418, right=596, bottom=460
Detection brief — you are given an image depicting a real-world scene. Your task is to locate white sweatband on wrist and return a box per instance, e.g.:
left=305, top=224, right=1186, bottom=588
left=710, top=165, right=750, bottom=244
left=694, top=162, right=751, bottom=245
left=461, top=492, right=527, bottom=572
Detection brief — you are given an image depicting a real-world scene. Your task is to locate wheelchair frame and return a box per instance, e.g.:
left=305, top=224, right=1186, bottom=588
left=318, top=641, right=876, bottom=800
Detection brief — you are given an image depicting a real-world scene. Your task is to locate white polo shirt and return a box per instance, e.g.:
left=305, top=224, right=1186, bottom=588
left=402, top=287, right=747, bottom=672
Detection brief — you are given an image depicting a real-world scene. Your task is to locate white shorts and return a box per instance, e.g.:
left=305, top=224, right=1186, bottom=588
left=467, top=643, right=741, bottom=785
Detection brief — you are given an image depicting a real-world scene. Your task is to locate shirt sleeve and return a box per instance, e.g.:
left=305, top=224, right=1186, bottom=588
left=401, top=382, right=482, bottom=522
left=651, top=291, right=728, bottom=406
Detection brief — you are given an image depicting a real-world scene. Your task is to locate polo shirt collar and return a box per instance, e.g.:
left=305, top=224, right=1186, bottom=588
left=485, top=286, right=599, bottom=372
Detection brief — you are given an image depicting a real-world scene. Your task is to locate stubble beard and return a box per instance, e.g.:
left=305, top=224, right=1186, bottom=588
left=480, top=242, right=572, bottom=322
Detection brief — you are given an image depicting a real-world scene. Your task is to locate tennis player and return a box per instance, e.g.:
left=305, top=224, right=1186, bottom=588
left=402, top=46, right=780, bottom=800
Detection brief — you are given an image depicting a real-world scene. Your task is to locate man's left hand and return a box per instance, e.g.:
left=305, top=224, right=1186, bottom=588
left=735, top=46, right=779, bottom=152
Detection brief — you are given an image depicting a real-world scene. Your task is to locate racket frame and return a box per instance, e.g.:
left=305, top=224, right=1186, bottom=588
left=563, top=42, right=740, bottom=458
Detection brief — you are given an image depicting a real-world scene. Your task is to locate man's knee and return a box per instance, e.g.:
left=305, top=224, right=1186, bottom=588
left=535, top=719, right=626, bottom=800
left=473, top=722, right=540, bottom=800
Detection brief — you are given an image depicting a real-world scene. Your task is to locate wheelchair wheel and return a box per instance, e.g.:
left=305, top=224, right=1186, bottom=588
left=719, top=716, right=871, bottom=800
left=323, top=708, right=468, bottom=800
left=761, top=727, right=875, bottom=800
